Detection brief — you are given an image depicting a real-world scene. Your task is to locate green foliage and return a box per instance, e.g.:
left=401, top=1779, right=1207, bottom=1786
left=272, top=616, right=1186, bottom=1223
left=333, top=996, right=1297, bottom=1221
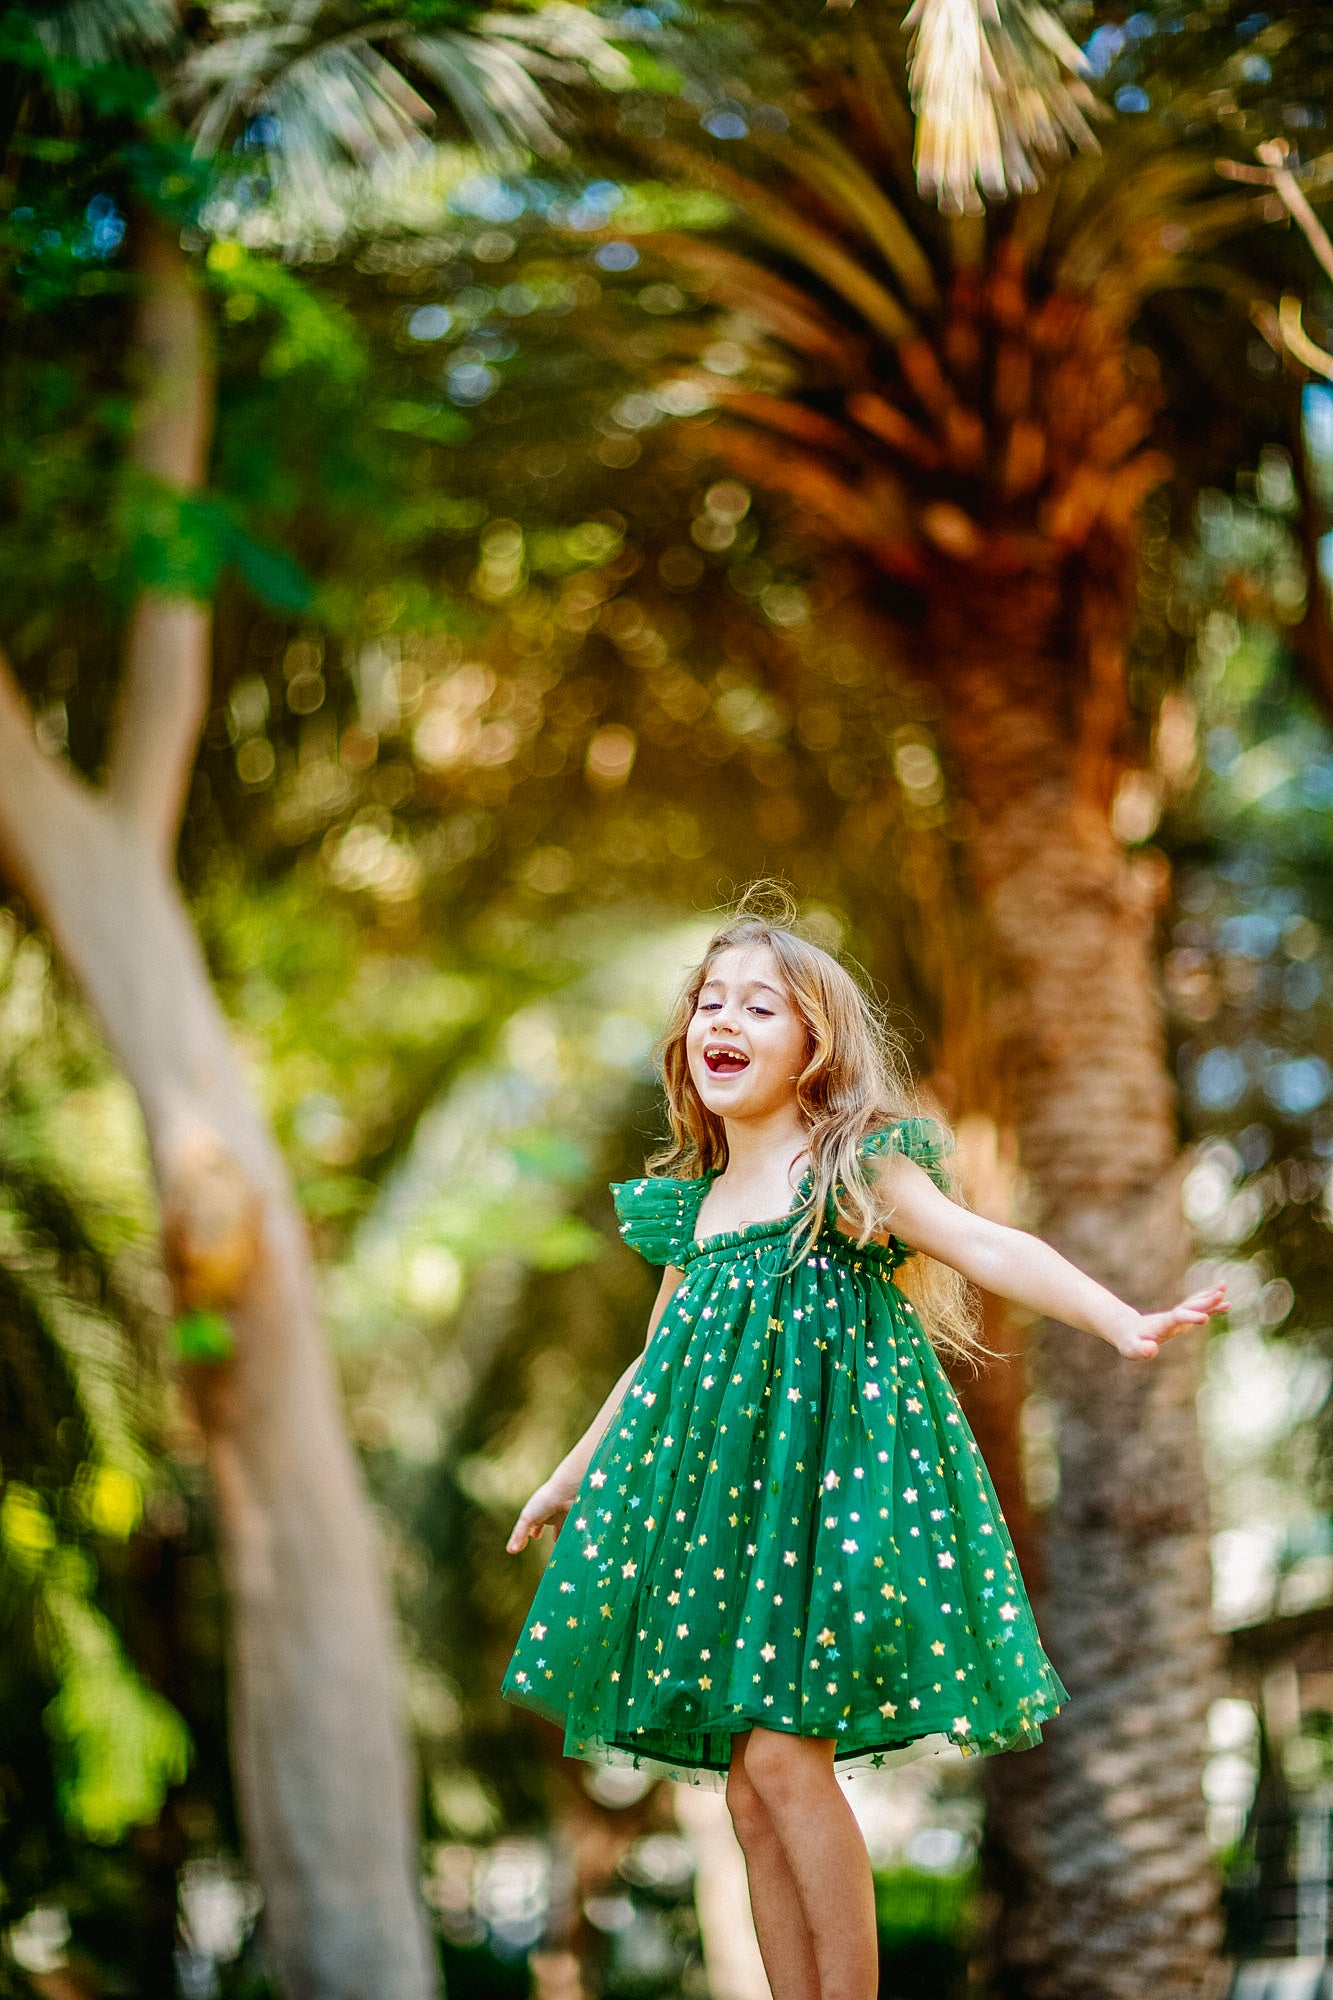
left=0, top=9, right=158, bottom=121
left=118, top=475, right=314, bottom=609
left=172, top=1310, right=235, bottom=1363
left=205, top=241, right=369, bottom=386
left=873, top=1863, right=978, bottom=2000
left=0, top=926, right=231, bottom=1985
left=5, top=1490, right=191, bottom=1843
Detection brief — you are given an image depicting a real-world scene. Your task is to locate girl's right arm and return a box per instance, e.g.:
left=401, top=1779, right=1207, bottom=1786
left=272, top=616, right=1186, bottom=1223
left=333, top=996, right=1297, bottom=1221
left=505, top=1264, right=682, bottom=1553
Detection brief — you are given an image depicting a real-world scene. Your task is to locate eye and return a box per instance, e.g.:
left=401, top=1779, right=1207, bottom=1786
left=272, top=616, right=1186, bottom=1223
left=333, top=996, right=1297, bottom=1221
left=698, top=1001, right=722, bottom=1012
left=748, top=1005, right=773, bottom=1017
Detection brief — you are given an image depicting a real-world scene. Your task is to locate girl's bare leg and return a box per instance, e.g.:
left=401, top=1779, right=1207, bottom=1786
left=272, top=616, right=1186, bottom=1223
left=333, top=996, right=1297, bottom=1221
left=726, top=1733, right=821, bottom=2000
left=727, top=1729, right=877, bottom=2000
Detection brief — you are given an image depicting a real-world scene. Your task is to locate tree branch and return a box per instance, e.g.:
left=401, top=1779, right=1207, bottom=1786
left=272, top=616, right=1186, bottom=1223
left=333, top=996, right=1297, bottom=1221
left=1277, top=294, right=1333, bottom=382
left=1257, top=138, right=1333, bottom=286
left=105, top=209, right=216, bottom=861
left=0, top=641, right=102, bottom=912
left=128, top=207, right=214, bottom=490
left=107, top=594, right=213, bottom=856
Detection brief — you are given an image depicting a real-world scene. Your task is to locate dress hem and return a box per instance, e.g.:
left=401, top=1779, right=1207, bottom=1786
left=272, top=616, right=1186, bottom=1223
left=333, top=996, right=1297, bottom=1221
left=502, top=1677, right=1067, bottom=1786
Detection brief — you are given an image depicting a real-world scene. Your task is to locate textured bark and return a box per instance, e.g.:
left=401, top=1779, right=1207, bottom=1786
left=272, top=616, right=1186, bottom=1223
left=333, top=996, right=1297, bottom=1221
left=931, top=585, right=1226, bottom=2000
left=954, top=1282, right=1039, bottom=1591
left=0, top=220, right=438, bottom=2000
left=946, top=1113, right=1039, bottom=1588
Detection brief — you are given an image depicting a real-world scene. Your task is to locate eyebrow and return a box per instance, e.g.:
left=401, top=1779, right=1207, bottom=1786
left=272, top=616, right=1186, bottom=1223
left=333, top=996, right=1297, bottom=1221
left=699, top=977, right=786, bottom=999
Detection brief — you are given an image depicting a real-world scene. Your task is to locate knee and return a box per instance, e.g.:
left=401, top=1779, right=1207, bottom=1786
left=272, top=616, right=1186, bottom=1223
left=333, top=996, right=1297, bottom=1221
left=740, top=1729, right=828, bottom=1815
left=725, top=1755, right=769, bottom=1846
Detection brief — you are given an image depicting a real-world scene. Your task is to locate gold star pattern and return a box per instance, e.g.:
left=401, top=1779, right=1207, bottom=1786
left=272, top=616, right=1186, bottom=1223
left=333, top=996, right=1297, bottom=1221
left=501, top=1142, right=1068, bottom=1777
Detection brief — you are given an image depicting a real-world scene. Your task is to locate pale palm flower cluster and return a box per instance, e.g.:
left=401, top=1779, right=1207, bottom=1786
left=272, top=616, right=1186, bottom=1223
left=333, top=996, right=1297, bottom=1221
left=902, top=0, right=1104, bottom=213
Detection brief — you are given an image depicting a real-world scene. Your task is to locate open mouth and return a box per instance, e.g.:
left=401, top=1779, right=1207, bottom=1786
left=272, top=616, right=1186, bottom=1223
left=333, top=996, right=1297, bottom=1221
left=703, top=1044, right=750, bottom=1076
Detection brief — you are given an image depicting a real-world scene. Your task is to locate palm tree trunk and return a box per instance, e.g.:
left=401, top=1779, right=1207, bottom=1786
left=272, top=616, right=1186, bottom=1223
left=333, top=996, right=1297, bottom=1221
left=943, top=1110, right=1040, bottom=1587
left=929, top=585, right=1226, bottom=2000
left=0, top=219, right=439, bottom=2000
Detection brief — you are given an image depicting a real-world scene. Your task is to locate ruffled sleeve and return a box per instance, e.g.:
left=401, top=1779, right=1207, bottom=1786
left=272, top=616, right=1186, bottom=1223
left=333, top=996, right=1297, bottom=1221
left=859, top=1117, right=952, bottom=1191
left=610, top=1176, right=701, bottom=1267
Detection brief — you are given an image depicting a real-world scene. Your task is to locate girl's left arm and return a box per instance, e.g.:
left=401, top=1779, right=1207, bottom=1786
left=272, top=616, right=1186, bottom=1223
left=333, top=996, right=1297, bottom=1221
left=874, top=1154, right=1227, bottom=1360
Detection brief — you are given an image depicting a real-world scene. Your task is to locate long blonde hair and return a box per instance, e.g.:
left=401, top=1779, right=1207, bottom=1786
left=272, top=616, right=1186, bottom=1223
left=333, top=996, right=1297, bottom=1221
left=647, top=890, right=984, bottom=1367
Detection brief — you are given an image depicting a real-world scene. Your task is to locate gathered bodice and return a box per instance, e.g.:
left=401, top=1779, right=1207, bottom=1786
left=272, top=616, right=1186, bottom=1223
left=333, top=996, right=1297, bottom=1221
left=611, top=1117, right=950, bottom=1275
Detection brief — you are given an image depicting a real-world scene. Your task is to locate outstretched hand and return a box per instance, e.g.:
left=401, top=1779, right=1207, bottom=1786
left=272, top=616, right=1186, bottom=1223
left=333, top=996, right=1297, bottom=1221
left=1109, top=1281, right=1229, bottom=1361
left=506, top=1475, right=577, bottom=1554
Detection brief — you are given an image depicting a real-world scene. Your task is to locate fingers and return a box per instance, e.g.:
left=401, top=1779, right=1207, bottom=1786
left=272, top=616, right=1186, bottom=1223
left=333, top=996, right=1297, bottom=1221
left=1122, top=1284, right=1230, bottom=1361
left=506, top=1507, right=544, bottom=1554
left=1157, top=1309, right=1206, bottom=1341
left=1155, top=1287, right=1229, bottom=1338
left=505, top=1479, right=576, bottom=1552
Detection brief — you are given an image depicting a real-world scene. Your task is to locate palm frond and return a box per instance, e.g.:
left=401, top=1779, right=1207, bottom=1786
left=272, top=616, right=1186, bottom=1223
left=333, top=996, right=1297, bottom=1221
left=185, top=12, right=412, bottom=176
left=177, top=1, right=630, bottom=232
left=705, top=389, right=864, bottom=456
left=26, top=0, right=176, bottom=65
left=472, top=5, right=631, bottom=90
left=902, top=0, right=1105, bottom=214
left=639, top=235, right=870, bottom=372
left=680, top=421, right=922, bottom=577
left=846, top=23, right=918, bottom=172
left=775, top=112, right=940, bottom=310
left=404, top=29, right=569, bottom=163
left=629, top=136, right=919, bottom=345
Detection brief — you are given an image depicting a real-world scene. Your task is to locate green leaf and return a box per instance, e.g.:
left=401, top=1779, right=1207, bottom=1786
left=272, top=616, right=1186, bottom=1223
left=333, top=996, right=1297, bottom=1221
left=117, top=475, right=314, bottom=611
left=119, top=483, right=227, bottom=599
left=619, top=46, right=686, bottom=94
left=222, top=516, right=314, bottom=612
left=0, top=15, right=158, bottom=118
left=172, top=1310, right=235, bottom=1363
left=43, top=1573, right=191, bottom=1842
left=205, top=243, right=368, bottom=385
left=376, top=400, right=472, bottom=446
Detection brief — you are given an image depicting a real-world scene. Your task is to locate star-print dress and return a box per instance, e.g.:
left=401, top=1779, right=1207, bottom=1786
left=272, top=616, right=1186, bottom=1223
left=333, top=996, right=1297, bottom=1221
left=501, top=1119, right=1068, bottom=1779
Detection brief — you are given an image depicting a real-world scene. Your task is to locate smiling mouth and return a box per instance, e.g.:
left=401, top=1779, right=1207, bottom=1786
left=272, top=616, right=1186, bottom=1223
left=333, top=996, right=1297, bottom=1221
left=703, top=1045, right=750, bottom=1075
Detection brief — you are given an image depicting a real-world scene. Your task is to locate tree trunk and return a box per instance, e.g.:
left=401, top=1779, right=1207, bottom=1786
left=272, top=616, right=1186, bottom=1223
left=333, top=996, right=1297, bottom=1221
left=930, top=584, right=1226, bottom=2000
left=0, top=220, right=439, bottom=2000
left=945, top=1111, right=1040, bottom=1588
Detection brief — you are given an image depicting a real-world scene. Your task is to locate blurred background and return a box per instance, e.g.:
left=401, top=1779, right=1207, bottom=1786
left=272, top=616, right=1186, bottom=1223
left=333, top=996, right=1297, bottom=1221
left=3, top=1, right=1333, bottom=1996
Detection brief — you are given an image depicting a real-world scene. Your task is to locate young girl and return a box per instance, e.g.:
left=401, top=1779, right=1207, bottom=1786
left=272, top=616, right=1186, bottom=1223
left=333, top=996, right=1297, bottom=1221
left=502, top=905, right=1226, bottom=2000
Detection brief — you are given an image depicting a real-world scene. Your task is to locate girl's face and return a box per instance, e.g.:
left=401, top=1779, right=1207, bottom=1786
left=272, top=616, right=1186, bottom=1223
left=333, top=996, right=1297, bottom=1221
left=685, top=943, right=811, bottom=1124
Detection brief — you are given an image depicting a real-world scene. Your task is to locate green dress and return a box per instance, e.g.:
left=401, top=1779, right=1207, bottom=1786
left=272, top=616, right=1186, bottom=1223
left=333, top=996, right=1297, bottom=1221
left=502, top=1120, right=1067, bottom=1779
